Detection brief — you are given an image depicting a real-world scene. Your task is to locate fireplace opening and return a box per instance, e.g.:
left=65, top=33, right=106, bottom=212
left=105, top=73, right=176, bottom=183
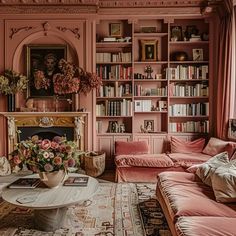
left=18, top=127, right=74, bottom=141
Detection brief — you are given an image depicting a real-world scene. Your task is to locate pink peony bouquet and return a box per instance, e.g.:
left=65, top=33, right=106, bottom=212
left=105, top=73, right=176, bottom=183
left=34, top=70, right=50, bottom=90
left=10, top=136, right=84, bottom=173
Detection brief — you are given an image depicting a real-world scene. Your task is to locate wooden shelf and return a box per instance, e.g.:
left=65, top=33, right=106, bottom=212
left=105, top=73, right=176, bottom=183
left=169, top=41, right=209, bottom=45
left=170, top=61, right=209, bottom=64
left=169, top=79, right=209, bottom=82
left=134, top=96, right=167, bottom=99
left=169, top=96, right=208, bottom=99
left=102, top=79, right=132, bottom=82
left=97, top=96, right=133, bottom=100
left=134, top=61, right=168, bottom=65
left=169, top=116, right=209, bottom=118
left=134, top=79, right=167, bottom=82
left=134, top=111, right=167, bottom=114
left=96, top=42, right=132, bottom=48
left=96, top=62, right=132, bottom=65
left=134, top=32, right=168, bottom=37
left=97, top=116, right=132, bottom=118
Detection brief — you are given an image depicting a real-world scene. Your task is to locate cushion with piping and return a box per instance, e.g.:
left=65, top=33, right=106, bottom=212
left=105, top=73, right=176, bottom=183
left=196, top=151, right=229, bottom=186
left=211, top=159, right=236, bottom=203
left=170, top=136, right=205, bottom=153
left=202, top=137, right=229, bottom=156
left=115, top=141, right=149, bottom=155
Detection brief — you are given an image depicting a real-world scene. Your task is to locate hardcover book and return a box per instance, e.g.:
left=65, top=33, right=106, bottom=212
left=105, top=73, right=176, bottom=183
left=63, top=176, right=89, bottom=186
left=8, top=178, right=41, bottom=189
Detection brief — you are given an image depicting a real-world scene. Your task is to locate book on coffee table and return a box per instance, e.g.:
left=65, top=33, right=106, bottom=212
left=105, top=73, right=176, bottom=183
left=8, top=178, right=41, bottom=189
left=63, top=176, right=89, bottom=186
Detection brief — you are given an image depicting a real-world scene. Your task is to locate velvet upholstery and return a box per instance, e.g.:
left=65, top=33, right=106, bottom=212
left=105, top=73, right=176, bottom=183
left=202, top=137, right=229, bottom=156
left=170, top=137, right=205, bottom=153
left=115, top=141, right=149, bottom=155
left=176, top=217, right=236, bottom=236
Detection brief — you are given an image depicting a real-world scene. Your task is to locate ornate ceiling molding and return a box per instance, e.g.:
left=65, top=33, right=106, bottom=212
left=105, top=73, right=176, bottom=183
left=0, top=0, right=224, bottom=15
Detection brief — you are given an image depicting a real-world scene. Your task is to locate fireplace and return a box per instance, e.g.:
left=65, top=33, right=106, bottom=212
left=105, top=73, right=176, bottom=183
left=0, top=112, right=89, bottom=154
left=18, top=127, right=74, bottom=141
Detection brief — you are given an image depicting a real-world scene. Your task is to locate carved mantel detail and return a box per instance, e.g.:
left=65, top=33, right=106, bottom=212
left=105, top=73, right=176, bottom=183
left=9, top=26, right=33, bottom=39
left=56, top=26, right=80, bottom=39
left=0, top=112, right=89, bottom=155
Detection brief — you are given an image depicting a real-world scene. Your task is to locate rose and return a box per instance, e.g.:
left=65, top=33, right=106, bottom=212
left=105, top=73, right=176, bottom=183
left=40, top=139, right=51, bottom=150
left=13, top=155, right=21, bottom=165
left=51, top=141, right=59, bottom=149
left=53, top=156, right=62, bottom=165
left=44, top=163, right=54, bottom=172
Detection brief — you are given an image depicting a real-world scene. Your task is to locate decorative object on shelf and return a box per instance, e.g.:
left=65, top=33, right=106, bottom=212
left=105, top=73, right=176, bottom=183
left=26, top=44, right=67, bottom=98
left=53, top=59, right=102, bottom=95
left=170, top=26, right=182, bottom=41
left=192, top=48, right=204, bottom=61
left=144, top=65, right=153, bottom=79
left=171, top=51, right=188, bottom=61
left=140, top=39, right=157, bottom=61
left=0, top=69, right=28, bottom=112
left=110, top=23, right=122, bottom=37
left=10, top=135, right=84, bottom=187
left=144, top=120, right=154, bottom=132
left=107, top=120, right=119, bottom=133
left=228, top=119, right=236, bottom=140
left=201, top=32, right=209, bottom=41
left=184, top=25, right=199, bottom=40
left=0, top=156, right=11, bottom=176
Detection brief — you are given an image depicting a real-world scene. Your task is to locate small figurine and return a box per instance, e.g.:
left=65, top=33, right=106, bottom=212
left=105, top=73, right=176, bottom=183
left=144, top=65, right=153, bottom=79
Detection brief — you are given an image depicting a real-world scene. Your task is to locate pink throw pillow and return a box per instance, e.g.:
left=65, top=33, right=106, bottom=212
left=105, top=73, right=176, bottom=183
left=115, top=141, right=149, bottom=155
left=224, top=142, right=236, bottom=159
left=202, top=137, right=229, bottom=156
left=170, top=136, right=205, bottom=153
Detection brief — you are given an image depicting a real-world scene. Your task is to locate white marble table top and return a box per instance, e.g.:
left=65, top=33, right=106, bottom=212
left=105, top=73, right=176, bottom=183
left=2, top=173, right=99, bottom=210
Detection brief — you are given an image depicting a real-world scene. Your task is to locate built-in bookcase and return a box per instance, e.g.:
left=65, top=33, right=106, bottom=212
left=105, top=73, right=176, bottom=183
left=95, top=18, right=210, bottom=168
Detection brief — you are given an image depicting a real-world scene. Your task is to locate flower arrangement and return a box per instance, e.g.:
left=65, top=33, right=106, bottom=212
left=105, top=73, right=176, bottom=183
left=0, top=69, right=28, bottom=95
left=10, top=135, right=84, bottom=173
left=33, top=70, right=50, bottom=90
left=53, top=59, right=102, bottom=95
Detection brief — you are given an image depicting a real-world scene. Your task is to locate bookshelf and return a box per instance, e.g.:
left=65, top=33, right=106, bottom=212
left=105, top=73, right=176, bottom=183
left=95, top=18, right=210, bottom=168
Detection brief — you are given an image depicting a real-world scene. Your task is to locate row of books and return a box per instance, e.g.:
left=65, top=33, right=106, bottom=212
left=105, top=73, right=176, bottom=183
left=97, top=83, right=132, bottom=97
left=134, top=100, right=168, bottom=112
left=96, top=99, right=133, bottom=116
left=166, top=65, right=209, bottom=80
left=169, top=121, right=209, bottom=133
left=96, top=65, right=132, bottom=80
left=169, top=83, right=209, bottom=97
left=134, top=85, right=167, bottom=96
left=169, top=102, right=209, bottom=116
left=96, top=52, right=132, bottom=63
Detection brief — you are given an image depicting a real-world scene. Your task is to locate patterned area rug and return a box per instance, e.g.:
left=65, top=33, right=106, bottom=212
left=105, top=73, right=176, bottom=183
left=0, top=182, right=170, bottom=236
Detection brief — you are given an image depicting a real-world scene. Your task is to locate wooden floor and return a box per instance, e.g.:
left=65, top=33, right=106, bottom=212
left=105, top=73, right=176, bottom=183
left=98, top=169, right=116, bottom=182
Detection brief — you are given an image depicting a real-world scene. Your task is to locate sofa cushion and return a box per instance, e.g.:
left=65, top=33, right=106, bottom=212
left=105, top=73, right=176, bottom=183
left=225, top=142, right=236, bottom=159
left=115, top=141, right=149, bottom=155
left=196, top=151, right=229, bottom=186
left=202, top=137, right=229, bottom=156
left=176, top=217, right=236, bottom=236
left=211, top=159, right=236, bottom=203
left=167, top=153, right=211, bottom=166
left=115, top=154, right=174, bottom=167
left=170, top=136, right=205, bottom=153
left=157, top=172, right=236, bottom=222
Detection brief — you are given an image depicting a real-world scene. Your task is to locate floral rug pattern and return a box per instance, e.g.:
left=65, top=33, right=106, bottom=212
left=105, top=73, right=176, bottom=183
left=0, top=183, right=170, bottom=236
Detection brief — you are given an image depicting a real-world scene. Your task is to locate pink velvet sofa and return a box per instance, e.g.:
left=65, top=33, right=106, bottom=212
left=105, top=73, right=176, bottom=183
left=115, top=137, right=236, bottom=182
left=156, top=171, right=236, bottom=236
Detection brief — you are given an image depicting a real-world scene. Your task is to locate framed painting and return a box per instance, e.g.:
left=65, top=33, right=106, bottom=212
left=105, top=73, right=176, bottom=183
left=228, top=119, right=236, bottom=140
left=140, top=40, right=157, bottom=61
left=26, top=44, right=67, bottom=98
left=144, top=120, right=154, bottom=132
left=170, top=26, right=183, bottom=41
left=110, top=23, right=122, bottom=37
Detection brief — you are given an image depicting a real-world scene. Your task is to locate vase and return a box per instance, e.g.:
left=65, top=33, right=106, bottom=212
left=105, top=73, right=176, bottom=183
left=39, top=169, right=67, bottom=188
left=7, top=94, right=15, bottom=112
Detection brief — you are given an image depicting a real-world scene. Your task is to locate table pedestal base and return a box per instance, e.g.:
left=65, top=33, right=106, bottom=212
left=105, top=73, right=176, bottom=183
left=34, top=207, right=67, bottom=231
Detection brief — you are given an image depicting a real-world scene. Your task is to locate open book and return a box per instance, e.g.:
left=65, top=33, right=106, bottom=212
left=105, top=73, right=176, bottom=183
left=63, top=176, right=89, bottom=186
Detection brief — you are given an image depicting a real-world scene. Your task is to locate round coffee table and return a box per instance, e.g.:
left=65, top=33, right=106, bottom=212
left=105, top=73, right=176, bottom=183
left=2, top=173, right=99, bottom=231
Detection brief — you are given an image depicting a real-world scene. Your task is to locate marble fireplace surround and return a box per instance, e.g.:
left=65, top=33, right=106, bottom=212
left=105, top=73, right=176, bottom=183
left=0, top=112, right=89, bottom=155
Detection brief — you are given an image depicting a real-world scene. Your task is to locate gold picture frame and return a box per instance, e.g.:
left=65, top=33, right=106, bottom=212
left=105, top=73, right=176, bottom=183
left=110, top=23, right=122, bottom=37
left=26, top=44, right=67, bottom=98
left=140, top=40, right=157, bottom=61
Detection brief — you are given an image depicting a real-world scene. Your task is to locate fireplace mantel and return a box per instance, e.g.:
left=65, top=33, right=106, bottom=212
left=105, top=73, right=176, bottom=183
left=0, top=112, right=89, bottom=155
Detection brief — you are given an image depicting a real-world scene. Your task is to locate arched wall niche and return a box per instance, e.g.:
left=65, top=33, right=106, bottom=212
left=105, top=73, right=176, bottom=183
left=11, top=29, right=84, bottom=111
